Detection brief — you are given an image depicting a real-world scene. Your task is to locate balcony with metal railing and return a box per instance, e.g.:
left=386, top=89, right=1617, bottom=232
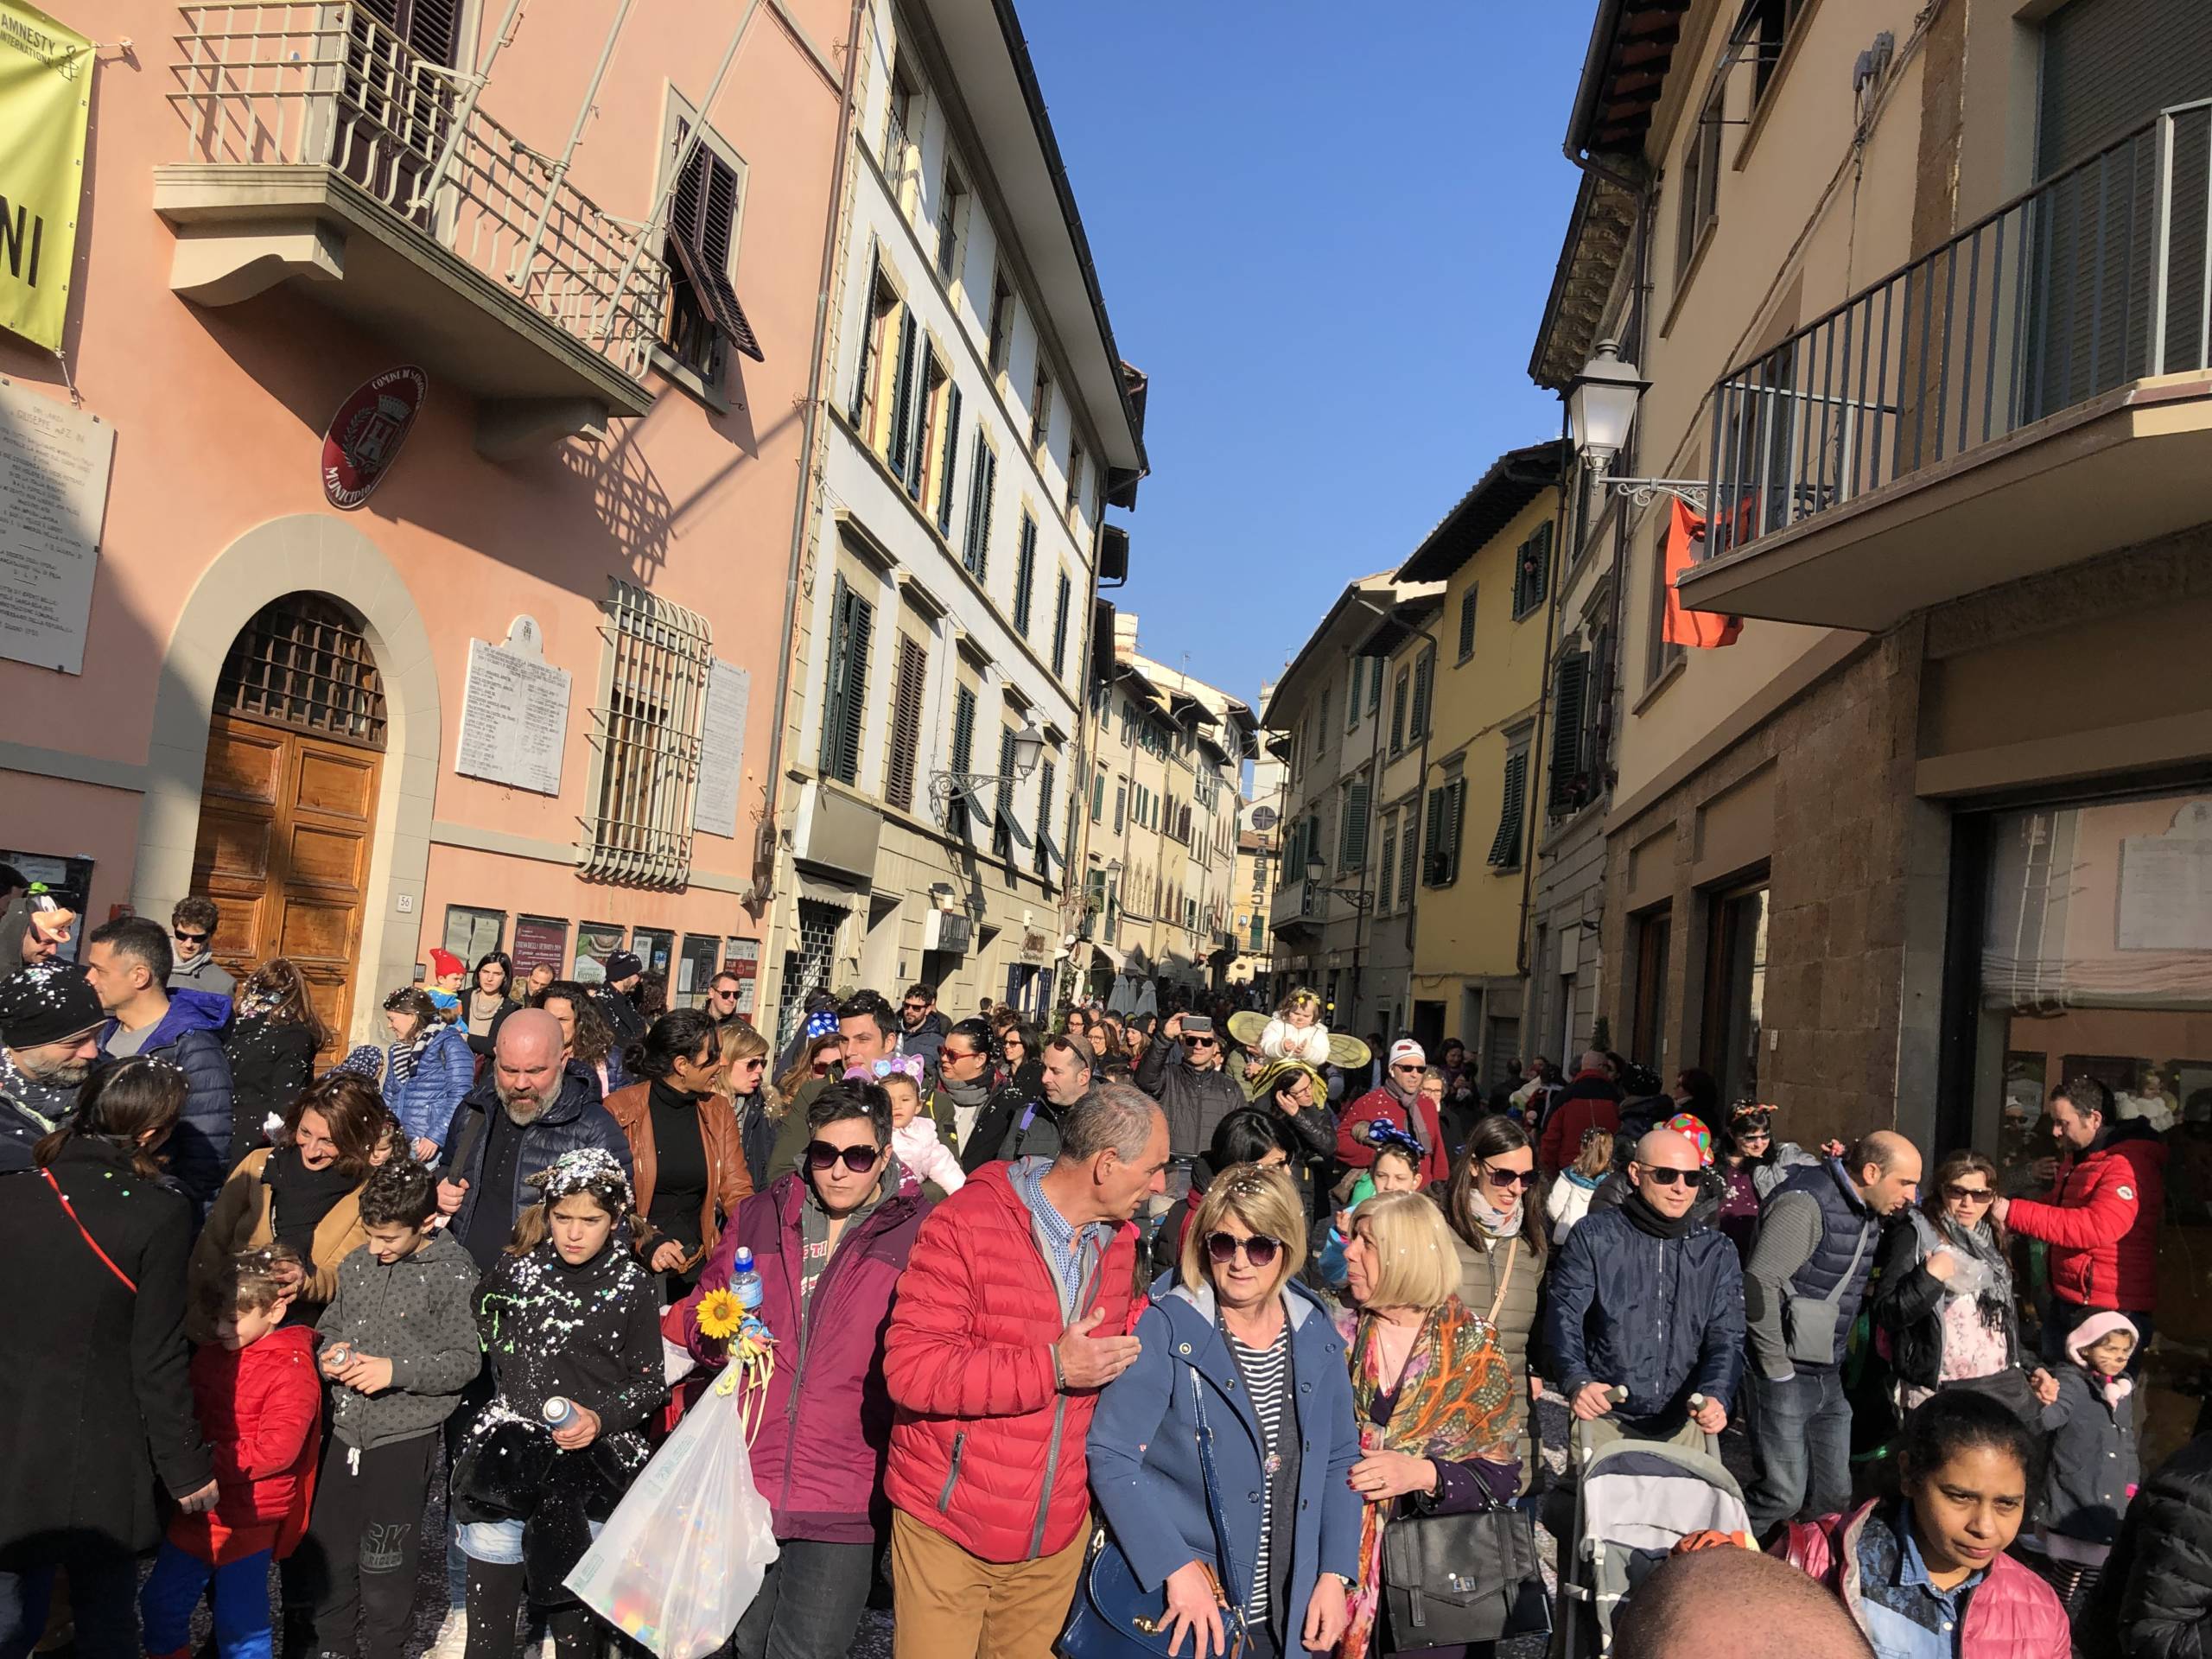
left=1680, top=102, right=2212, bottom=632
left=1268, top=876, right=1320, bottom=942
left=156, top=3, right=669, bottom=455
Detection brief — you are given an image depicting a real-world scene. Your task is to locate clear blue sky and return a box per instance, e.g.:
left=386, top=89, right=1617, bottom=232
left=1020, top=2, right=1592, bottom=714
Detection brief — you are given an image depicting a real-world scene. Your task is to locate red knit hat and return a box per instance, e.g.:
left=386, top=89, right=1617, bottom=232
left=428, top=948, right=466, bottom=980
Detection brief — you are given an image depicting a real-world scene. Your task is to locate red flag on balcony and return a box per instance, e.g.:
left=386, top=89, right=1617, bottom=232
left=1662, top=498, right=1742, bottom=649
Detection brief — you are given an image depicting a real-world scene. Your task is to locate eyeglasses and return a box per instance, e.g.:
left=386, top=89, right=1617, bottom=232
left=804, top=1141, right=882, bottom=1173
left=1479, top=1162, right=1538, bottom=1190
left=902, top=1001, right=928, bottom=1014
left=1943, top=1184, right=1993, bottom=1205
left=1185, top=1036, right=1217, bottom=1049
left=1639, top=1166, right=1695, bottom=1187
left=1390, top=1062, right=1423, bottom=1074
left=173, top=930, right=209, bottom=945
left=1205, top=1231, right=1282, bottom=1268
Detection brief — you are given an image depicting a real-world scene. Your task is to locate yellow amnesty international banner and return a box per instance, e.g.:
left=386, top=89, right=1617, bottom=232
left=0, top=0, right=93, bottom=353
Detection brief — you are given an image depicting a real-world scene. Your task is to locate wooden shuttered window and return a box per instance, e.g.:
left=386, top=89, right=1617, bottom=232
left=935, top=385, right=963, bottom=535
left=1033, top=759, right=1057, bottom=876
left=1396, top=812, right=1417, bottom=911
left=1548, top=652, right=1591, bottom=810
left=989, top=728, right=1031, bottom=858
left=1488, top=748, right=1529, bottom=869
left=1389, top=671, right=1409, bottom=753
left=1513, top=521, right=1555, bottom=618
left=817, top=576, right=873, bottom=786
left=946, top=685, right=977, bottom=836
left=1338, top=779, right=1370, bottom=870
left=885, top=312, right=919, bottom=477
left=1410, top=651, right=1433, bottom=740
left=664, top=123, right=762, bottom=376
left=884, top=633, right=927, bottom=810
left=1376, top=812, right=1398, bottom=912
left=1013, top=513, right=1039, bottom=634
left=1050, top=570, right=1072, bottom=678
left=1458, top=587, right=1478, bottom=659
left=1421, top=779, right=1465, bottom=887
left=1348, top=658, right=1363, bottom=729
left=963, top=436, right=996, bottom=580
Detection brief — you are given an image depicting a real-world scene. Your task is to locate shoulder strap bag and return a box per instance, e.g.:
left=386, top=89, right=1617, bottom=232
left=41, top=1166, right=137, bottom=1293
left=1062, top=1365, right=1251, bottom=1659
left=1380, top=1473, right=1550, bottom=1648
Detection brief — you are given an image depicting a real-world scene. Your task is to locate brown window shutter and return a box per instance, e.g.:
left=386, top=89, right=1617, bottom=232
left=885, top=634, right=926, bottom=810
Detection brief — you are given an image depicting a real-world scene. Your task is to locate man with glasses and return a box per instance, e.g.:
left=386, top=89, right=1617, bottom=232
left=1743, top=1130, right=1923, bottom=1537
left=1544, top=1128, right=1745, bottom=1457
left=702, top=969, right=744, bottom=1020
left=896, top=982, right=947, bottom=1077
left=165, top=896, right=234, bottom=996
left=1337, top=1038, right=1448, bottom=1186
left=1134, top=1012, right=1246, bottom=1195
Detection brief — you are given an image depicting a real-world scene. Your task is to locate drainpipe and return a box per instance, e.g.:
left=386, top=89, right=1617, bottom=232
left=1518, top=423, right=1569, bottom=978
left=755, top=0, right=866, bottom=1010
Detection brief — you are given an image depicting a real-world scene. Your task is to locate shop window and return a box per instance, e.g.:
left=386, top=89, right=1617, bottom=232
left=1699, top=878, right=1769, bottom=1108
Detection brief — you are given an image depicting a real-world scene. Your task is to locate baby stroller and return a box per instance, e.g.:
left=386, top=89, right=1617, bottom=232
left=1554, top=1437, right=1752, bottom=1657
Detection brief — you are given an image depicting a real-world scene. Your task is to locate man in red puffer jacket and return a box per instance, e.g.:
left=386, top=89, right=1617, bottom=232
left=882, top=1082, right=1169, bottom=1659
left=1997, top=1075, right=2168, bottom=1363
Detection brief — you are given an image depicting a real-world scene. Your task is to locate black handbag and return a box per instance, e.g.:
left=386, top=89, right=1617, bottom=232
left=1379, top=1486, right=1550, bottom=1648
left=1062, top=1368, right=1251, bottom=1659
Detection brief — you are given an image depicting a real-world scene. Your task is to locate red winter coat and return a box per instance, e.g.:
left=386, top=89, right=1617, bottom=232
left=664, top=1169, right=930, bottom=1544
left=1778, top=1500, right=2069, bottom=1659
left=880, top=1160, right=1140, bottom=1564
left=1334, top=1086, right=1448, bottom=1186
left=1537, top=1074, right=1622, bottom=1173
left=2005, top=1123, right=2167, bottom=1312
left=166, top=1324, right=322, bottom=1565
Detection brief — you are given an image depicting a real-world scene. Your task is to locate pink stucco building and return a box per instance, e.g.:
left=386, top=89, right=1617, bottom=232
left=0, top=0, right=856, bottom=1043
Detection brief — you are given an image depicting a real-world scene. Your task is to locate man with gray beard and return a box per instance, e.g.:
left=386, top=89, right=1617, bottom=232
left=0, top=963, right=105, bottom=1171
left=433, top=1007, right=630, bottom=1269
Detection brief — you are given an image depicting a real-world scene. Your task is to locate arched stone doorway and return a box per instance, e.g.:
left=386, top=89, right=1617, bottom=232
left=134, top=515, right=442, bottom=1049
left=192, top=594, right=387, bottom=1050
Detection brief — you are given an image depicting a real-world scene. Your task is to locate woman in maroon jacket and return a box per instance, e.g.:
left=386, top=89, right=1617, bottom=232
left=665, top=1080, right=929, bottom=1659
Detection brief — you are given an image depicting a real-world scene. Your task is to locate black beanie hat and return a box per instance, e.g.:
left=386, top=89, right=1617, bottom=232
left=0, top=963, right=107, bottom=1050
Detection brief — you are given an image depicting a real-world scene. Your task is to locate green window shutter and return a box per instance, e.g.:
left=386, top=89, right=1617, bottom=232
left=963, top=438, right=995, bottom=579
left=835, top=594, right=873, bottom=785
left=886, top=311, right=918, bottom=476
left=1397, top=813, right=1417, bottom=910
left=948, top=686, right=977, bottom=836
left=1347, top=658, right=1363, bottom=728
left=1390, top=672, right=1408, bottom=752
left=1051, top=570, right=1071, bottom=678
left=1515, top=521, right=1555, bottom=618
left=936, top=383, right=962, bottom=534
left=847, top=251, right=881, bottom=427
left=1376, top=815, right=1397, bottom=912
left=1412, top=652, right=1434, bottom=738
left=1444, top=776, right=1465, bottom=883
left=1033, top=759, right=1055, bottom=875
left=1014, top=515, right=1037, bottom=634
left=1340, top=781, right=1369, bottom=869
left=1458, top=587, right=1478, bottom=658
left=992, top=728, right=1016, bottom=856
left=1489, top=750, right=1529, bottom=868
left=1548, top=652, right=1590, bottom=808
left=1421, top=786, right=1446, bottom=886
left=817, top=575, right=853, bottom=777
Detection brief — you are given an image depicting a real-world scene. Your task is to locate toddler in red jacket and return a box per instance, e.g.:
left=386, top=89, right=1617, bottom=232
left=141, top=1244, right=325, bottom=1659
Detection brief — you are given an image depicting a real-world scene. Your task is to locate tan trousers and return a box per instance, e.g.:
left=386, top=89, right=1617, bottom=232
left=889, top=1507, right=1087, bottom=1659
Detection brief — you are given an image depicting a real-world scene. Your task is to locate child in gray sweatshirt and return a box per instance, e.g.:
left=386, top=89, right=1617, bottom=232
left=299, top=1160, right=481, bottom=1659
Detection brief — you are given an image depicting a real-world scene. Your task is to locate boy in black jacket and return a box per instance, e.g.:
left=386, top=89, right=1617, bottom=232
left=299, top=1160, right=482, bottom=1659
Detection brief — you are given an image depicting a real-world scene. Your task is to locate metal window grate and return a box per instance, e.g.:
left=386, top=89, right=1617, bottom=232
left=777, top=899, right=842, bottom=1050
left=216, top=592, right=387, bottom=749
left=583, top=579, right=711, bottom=887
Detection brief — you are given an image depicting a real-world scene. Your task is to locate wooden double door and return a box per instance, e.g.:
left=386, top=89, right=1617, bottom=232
left=192, top=713, right=383, bottom=1055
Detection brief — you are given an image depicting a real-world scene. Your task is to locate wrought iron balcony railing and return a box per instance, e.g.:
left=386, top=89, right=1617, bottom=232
left=1707, top=102, right=2212, bottom=559
left=167, top=2, right=667, bottom=387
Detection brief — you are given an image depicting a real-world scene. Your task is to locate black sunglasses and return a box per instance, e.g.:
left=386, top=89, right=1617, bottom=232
left=1185, top=1035, right=1217, bottom=1048
left=1479, top=1162, right=1538, bottom=1189
left=173, top=930, right=209, bottom=945
left=1943, top=1183, right=1993, bottom=1205
left=1205, top=1231, right=1281, bottom=1268
left=804, top=1141, right=882, bottom=1173
left=1639, top=1166, right=1695, bottom=1187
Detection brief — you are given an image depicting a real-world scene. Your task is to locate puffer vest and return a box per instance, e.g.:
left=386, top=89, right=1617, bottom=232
left=1770, top=1158, right=1878, bottom=1369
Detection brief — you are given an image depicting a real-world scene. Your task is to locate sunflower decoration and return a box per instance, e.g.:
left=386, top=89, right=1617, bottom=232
left=695, top=1287, right=744, bottom=1341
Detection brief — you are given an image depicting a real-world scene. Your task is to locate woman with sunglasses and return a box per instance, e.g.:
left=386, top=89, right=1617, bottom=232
left=1714, top=1102, right=1821, bottom=1262
left=1090, top=1164, right=1362, bottom=1659
left=1871, top=1150, right=2057, bottom=1424
left=1440, top=1117, right=1548, bottom=1496
left=666, top=1080, right=929, bottom=1659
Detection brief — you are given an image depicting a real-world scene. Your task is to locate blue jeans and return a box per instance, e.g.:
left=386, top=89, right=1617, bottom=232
left=140, top=1542, right=275, bottom=1659
left=0, top=1544, right=138, bottom=1659
left=1746, top=1369, right=1852, bottom=1539
left=730, top=1539, right=875, bottom=1659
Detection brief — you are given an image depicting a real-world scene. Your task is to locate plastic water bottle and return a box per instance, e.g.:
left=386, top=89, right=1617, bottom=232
left=542, top=1395, right=575, bottom=1429
left=730, top=1246, right=764, bottom=1316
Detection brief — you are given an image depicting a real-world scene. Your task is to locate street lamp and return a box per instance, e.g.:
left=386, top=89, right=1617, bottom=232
left=927, top=721, right=1047, bottom=819
left=1567, top=339, right=1707, bottom=512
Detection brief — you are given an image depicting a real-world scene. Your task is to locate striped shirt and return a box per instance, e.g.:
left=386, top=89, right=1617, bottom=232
left=1225, top=1321, right=1292, bottom=1620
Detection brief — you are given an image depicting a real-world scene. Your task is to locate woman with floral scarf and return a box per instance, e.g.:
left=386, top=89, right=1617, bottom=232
left=1871, top=1148, right=2056, bottom=1424
left=1334, top=1191, right=1517, bottom=1658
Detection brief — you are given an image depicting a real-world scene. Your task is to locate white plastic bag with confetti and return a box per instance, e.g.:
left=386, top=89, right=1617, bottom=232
left=565, top=1364, right=779, bottom=1659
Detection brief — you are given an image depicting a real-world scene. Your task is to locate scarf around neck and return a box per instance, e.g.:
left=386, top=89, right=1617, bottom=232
left=1333, top=1299, right=1515, bottom=1659
left=1464, top=1185, right=1521, bottom=1240
left=1910, top=1207, right=2013, bottom=1332
left=937, top=1072, right=992, bottom=1110
left=1622, top=1188, right=1695, bottom=1239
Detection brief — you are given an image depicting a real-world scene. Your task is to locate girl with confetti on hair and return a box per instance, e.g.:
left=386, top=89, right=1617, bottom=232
left=448, top=1148, right=666, bottom=1659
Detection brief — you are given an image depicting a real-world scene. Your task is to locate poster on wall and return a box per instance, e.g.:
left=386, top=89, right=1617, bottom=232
left=0, top=3, right=93, bottom=353
left=442, top=906, right=505, bottom=964
left=0, top=378, right=115, bottom=676
left=723, top=937, right=760, bottom=1016
left=691, top=658, right=751, bottom=836
left=456, top=619, right=570, bottom=797
left=575, top=922, right=626, bottom=984
left=510, top=915, right=568, bottom=979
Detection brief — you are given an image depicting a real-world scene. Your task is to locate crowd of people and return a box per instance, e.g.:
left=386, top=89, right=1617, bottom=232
left=0, top=870, right=2208, bottom=1659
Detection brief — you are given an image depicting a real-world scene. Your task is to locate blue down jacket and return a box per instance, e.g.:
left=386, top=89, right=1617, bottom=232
left=102, top=987, right=234, bottom=1216
left=385, top=1023, right=477, bottom=1151
left=1542, top=1201, right=1745, bottom=1431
